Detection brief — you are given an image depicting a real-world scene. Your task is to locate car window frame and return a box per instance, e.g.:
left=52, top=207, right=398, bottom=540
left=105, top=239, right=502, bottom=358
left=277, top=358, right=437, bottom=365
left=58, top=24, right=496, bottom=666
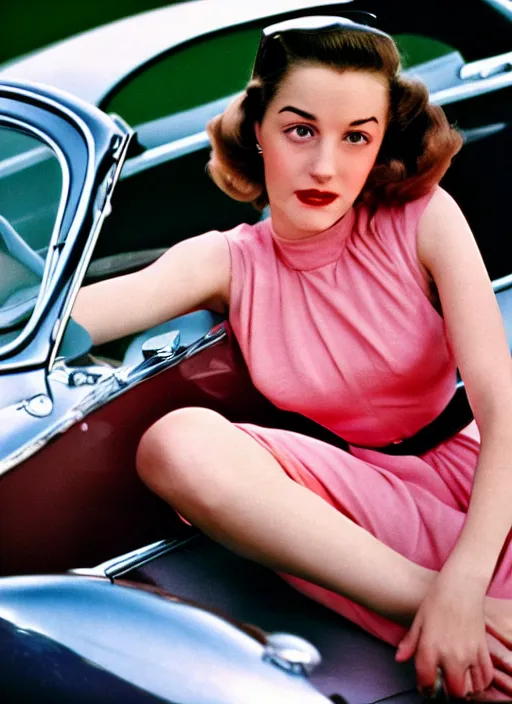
left=0, top=82, right=132, bottom=372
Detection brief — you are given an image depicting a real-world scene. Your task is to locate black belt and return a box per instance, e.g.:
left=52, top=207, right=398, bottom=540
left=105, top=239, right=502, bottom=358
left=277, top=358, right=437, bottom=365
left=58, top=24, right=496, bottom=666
left=351, top=386, right=473, bottom=456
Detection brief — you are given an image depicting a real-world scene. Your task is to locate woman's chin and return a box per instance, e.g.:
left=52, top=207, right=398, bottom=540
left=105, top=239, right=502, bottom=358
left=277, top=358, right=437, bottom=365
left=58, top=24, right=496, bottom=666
left=289, top=205, right=345, bottom=236
left=270, top=197, right=348, bottom=239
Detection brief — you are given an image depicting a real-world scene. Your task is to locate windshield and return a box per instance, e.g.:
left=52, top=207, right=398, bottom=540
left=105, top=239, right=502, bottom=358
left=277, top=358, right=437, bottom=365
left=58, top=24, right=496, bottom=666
left=0, top=123, right=63, bottom=348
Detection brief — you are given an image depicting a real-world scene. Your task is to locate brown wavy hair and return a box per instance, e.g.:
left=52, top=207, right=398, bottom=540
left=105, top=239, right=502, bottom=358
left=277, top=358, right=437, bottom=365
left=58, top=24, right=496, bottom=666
left=206, top=24, right=463, bottom=211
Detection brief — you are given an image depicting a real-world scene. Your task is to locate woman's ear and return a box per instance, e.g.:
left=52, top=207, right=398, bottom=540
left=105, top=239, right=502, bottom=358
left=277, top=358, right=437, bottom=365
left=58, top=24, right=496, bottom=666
left=254, top=121, right=262, bottom=147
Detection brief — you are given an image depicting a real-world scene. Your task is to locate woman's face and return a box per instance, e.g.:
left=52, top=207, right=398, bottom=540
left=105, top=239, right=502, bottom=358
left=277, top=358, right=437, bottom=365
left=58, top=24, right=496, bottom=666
left=254, top=64, right=389, bottom=240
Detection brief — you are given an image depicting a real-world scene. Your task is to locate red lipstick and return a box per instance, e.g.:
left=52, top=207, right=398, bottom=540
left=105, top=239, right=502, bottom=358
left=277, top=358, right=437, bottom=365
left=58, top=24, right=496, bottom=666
left=295, top=189, right=339, bottom=207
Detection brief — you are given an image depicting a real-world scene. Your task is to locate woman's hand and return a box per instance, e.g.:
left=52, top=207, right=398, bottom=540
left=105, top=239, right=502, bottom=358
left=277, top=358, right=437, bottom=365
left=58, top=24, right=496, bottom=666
left=479, top=632, right=512, bottom=701
left=485, top=597, right=512, bottom=649
left=395, top=572, right=493, bottom=698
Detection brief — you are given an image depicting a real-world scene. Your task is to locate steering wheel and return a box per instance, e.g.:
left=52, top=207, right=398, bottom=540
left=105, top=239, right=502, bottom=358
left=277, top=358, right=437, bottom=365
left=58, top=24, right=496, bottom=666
left=0, top=215, right=92, bottom=361
left=0, top=215, right=45, bottom=278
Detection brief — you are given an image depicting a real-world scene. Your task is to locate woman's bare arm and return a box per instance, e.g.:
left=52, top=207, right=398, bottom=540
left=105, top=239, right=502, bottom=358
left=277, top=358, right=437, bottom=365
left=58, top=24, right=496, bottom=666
left=398, top=187, right=512, bottom=697
left=418, top=187, right=512, bottom=586
left=72, top=231, right=231, bottom=346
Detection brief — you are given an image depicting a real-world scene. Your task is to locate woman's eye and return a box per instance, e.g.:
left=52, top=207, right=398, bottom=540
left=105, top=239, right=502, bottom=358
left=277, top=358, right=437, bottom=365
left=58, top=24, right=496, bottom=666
left=345, top=132, right=369, bottom=145
left=286, top=125, right=314, bottom=139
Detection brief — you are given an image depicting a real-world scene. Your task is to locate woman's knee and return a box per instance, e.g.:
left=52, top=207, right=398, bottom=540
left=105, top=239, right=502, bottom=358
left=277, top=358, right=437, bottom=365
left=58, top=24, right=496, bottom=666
left=135, top=406, right=229, bottom=498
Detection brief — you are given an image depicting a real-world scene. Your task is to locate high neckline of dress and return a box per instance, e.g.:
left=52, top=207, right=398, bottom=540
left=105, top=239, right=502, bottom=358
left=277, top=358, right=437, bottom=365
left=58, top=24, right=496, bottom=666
left=268, top=207, right=356, bottom=271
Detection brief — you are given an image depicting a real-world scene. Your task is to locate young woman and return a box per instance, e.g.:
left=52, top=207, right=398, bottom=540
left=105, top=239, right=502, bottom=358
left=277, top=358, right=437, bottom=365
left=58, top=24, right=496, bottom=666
left=73, top=16, right=512, bottom=701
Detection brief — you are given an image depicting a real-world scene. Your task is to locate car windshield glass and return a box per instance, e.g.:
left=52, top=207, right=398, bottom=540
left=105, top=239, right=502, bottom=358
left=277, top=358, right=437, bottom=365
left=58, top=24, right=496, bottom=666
left=0, top=123, right=63, bottom=348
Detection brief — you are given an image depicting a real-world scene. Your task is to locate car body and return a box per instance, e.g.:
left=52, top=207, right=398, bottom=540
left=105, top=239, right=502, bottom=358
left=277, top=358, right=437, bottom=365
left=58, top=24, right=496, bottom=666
left=0, top=0, right=511, bottom=701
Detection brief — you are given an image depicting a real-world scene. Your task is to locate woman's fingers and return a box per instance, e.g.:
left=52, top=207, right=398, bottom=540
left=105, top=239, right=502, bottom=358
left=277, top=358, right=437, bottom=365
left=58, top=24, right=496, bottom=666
left=427, top=655, right=487, bottom=698
left=442, top=660, right=474, bottom=699
left=478, top=646, right=498, bottom=692
left=396, top=597, right=500, bottom=699
left=470, top=684, right=512, bottom=702
left=395, top=615, right=422, bottom=663
left=414, top=641, right=486, bottom=697
left=471, top=665, right=487, bottom=698
left=488, top=623, right=512, bottom=651
left=414, top=645, right=441, bottom=696
left=477, top=634, right=512, bottom=701
left=489, top=670, right=512, bottom=701
left=469, top=656, right=494, bottom=699
left=488, top=633, right=512, bottom=676
left=485, top=599, right=512, bottom=650
left=408, top=630, right=512, bottom=699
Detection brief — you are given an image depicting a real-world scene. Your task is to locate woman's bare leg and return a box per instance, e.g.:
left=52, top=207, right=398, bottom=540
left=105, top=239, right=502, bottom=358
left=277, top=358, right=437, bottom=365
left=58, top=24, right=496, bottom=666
left=136, top=407, right=438, bottom=625
left=136, top=408, right=512, bottom=700
left=137, top=408, right=512, bottom=633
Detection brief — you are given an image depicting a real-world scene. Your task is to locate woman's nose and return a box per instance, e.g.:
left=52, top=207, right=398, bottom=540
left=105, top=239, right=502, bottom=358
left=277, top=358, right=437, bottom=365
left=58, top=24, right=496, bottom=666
left=309, top=140, right=337, bottom=182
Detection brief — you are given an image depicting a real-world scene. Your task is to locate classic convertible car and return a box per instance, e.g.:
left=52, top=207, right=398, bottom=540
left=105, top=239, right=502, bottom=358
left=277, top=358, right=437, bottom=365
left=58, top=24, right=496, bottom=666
left=0, top=0, right=511, bottom=701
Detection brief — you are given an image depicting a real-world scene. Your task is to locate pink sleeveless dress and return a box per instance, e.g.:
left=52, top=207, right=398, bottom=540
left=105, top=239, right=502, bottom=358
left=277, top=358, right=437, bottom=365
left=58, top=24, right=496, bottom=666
left=216, top=187, right=512, bottom=646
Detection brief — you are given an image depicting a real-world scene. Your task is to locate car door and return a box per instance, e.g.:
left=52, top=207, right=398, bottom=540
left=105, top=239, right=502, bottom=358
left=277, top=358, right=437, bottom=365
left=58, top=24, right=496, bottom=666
left=0, top=81, right=262, bottom=578
left=0, top=80, right=131, bottom=466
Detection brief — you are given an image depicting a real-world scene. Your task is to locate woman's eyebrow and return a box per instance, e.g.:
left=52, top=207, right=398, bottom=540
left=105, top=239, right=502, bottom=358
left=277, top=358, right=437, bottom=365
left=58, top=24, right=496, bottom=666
left=278, top=107, right=379, bottom=127
left=278, top=106, right=316, bottom=120
left=350, top=117, right=379, bottom=126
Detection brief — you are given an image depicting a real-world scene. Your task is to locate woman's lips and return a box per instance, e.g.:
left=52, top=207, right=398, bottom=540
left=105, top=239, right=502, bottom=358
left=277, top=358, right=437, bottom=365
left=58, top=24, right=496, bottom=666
left=295, top=190, right=339, bottom=207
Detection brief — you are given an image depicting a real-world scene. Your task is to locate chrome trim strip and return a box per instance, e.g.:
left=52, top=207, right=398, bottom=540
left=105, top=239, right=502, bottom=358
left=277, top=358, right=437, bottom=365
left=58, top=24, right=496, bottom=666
left=70, top=533, right=199, bottom=580
left=493, top=272, right=512, bottom=294
left=121, top=129, right=210, bottom=179
left=47, top=132, right=131, bottom=371
left=460, top=51, right=512, bottom=80
left=462, top=122, right=508, bottom=144
left=0, top=323, right=227, bottom=477
left=431, top=69, right=512, bottom=106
